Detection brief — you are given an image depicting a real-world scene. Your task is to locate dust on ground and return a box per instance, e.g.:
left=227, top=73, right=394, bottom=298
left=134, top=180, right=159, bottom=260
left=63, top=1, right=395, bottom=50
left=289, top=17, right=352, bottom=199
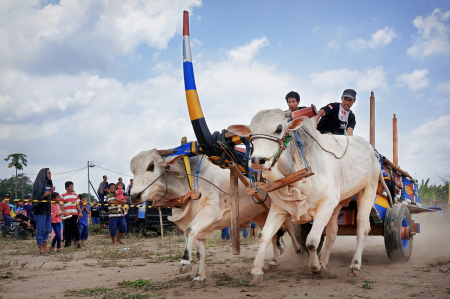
left=1, top=213, right=449, bottom=299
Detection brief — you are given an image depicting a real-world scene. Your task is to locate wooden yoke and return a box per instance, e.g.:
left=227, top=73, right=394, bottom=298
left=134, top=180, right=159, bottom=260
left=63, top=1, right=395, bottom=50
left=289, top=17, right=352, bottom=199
left=246, top=167, right=314, bottom=195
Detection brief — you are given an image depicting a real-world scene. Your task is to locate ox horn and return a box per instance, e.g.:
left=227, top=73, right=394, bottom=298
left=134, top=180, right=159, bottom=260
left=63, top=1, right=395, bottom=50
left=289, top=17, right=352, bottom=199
left=183, top=11, right=215, bottom=156
left=156, top=149, right=177, bottom=157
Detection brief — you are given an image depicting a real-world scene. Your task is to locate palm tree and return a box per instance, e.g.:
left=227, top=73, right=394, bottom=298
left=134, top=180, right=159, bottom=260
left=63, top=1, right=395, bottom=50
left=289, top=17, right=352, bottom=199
left=4, top=153, right=28, bottom=200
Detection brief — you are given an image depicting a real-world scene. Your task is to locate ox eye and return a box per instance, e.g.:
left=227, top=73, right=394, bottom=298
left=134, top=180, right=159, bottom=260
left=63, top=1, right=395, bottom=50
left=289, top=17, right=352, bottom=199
left=147, top=162, right=155, bottom=172
left=275, top=125, right=282, bottom=134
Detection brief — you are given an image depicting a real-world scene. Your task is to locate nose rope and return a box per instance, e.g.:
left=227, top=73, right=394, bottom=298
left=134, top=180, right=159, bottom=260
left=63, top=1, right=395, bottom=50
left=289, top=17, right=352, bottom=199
left=134, top=170, right=166, bottom=200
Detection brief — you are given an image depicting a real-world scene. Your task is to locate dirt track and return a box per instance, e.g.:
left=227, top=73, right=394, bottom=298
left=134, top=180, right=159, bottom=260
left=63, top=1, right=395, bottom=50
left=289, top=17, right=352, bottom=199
left=1, top=213, right=449, bottom=299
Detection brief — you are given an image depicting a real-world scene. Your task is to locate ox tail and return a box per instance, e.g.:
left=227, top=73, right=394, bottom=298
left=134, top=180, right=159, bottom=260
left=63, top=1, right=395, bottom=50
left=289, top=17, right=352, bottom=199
left=276, top=228, right=286, bottom=255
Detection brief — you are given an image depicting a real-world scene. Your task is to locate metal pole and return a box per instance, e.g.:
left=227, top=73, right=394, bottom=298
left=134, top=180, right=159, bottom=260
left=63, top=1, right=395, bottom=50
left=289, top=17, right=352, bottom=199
left=87, top=161, right=90, bottom=203
left=370, top=91, right=375, bottom=148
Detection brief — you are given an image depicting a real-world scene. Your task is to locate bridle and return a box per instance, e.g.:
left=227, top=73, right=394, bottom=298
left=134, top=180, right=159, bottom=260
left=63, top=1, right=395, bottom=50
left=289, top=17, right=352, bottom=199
left=133, top=167, right=169, bottom=203
left=250, top=133, right=292, bottom=169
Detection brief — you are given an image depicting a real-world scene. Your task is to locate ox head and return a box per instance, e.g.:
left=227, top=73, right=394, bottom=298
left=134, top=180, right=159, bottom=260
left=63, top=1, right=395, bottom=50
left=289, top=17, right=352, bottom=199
left=130, top=149, right=187, bottom=205
left=228, top=109, right=309, bottom=171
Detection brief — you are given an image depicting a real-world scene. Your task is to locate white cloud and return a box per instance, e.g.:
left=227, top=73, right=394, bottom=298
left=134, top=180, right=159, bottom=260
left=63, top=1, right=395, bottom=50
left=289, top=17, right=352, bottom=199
left=0, top=0, right=202, bottom=74
left=309, top=66, right=387, bottom=93
left=435, top=79, right=450, bottom=95
left=396, top=69, right=430, bottom=91
left=227, top=37, right=269, bottom=64
left=349, top=27, right=397, bottom=50
left=327, top=40, right=340, bottom=50
left=0, top=36, right=294, bottom=193
left=407, top=8, right=450, bottom=57
left=402, top=115, right=450, bottom=181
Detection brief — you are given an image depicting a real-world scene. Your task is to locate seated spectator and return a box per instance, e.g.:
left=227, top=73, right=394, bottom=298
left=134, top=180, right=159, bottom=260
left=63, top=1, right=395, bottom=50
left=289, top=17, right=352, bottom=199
left=78, top=195, right=90, bottom=247
left=0, top=194, right=12, bottom=233
left=90, top=203, right=100, bottom=225
left=50, top=192, right=65, bottom=253
left=24, top=195, right=33, bottom=218
left=15, top=199, right=36, bottom=230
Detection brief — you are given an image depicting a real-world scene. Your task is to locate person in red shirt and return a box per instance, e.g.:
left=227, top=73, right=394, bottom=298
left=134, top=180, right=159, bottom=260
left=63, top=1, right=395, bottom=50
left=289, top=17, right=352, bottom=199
left=0, top=194, right=12, bottom=232
left=61, top=181, right=81, bottom=248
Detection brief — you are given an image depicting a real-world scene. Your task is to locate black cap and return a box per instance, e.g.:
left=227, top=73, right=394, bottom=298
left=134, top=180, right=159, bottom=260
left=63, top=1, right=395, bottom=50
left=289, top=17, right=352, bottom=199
left=4, top=194, right=10, bottom=198
left=342, top=89, right=357, bottom=101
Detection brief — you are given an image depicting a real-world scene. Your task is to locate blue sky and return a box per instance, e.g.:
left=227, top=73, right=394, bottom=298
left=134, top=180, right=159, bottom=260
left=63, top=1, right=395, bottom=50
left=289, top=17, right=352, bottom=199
left=0, top=0, right=449, bottom=196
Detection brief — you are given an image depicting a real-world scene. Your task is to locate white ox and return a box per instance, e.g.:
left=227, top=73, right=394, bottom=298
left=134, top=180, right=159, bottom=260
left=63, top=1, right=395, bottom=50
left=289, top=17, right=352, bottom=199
left=228, top=109, right=380, bottom=285
left=129, top=149, right=302, bottom=287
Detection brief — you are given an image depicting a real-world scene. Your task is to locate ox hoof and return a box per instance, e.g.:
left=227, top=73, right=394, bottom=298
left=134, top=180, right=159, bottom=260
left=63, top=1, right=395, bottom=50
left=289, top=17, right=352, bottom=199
left=250, top=275, right=264, bottom=286
left=295, top=248, right=304, bottom=254
left=268, top=260, right=279, bottom=272
left=178, top=263, right=192, bottom=274
left=347, top=267, right=361, bottom=277
left=189, top=277, right=205, bottom=288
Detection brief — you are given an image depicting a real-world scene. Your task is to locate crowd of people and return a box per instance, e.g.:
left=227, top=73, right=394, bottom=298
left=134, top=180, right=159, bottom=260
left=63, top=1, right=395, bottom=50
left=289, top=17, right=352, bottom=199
left=0, top=169, right=140, bottom=255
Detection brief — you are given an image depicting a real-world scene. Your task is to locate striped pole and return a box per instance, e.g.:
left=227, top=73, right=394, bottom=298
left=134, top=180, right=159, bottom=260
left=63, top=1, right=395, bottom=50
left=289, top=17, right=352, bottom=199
left=183, top=11, right=214, bottom=154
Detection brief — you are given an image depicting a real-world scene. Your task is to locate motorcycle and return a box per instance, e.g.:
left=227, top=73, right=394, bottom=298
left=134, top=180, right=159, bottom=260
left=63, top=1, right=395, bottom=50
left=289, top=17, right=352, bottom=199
left=1, top=217, right=35, bottom=240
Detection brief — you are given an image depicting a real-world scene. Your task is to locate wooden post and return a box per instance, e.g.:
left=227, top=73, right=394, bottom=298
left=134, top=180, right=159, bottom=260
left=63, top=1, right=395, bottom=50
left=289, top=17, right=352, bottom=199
left=158, top=208, right=165, bottom=246
left=393, top=114, right=398, bottom=166
left=370, top=91, right=375, bottom=148
left=230, top=171, right=240, bottom=255
left=228, top=161, right=270, bottom=212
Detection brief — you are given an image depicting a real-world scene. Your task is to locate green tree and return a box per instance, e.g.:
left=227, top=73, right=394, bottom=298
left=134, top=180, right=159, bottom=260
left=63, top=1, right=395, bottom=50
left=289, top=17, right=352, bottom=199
left=0, top=174, right=33, bottom=201
left=4, top=153, right=28, bottom=200
left=419, top=176, right=449, bottom=205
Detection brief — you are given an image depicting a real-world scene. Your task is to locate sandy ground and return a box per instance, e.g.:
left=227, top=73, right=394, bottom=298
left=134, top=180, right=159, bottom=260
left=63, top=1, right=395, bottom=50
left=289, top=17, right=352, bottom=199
left=1, top=213, right=449, bottom=299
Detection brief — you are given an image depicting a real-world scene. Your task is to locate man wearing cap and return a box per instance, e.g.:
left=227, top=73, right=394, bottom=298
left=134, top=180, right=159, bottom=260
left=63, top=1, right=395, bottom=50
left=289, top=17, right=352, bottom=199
left=0, top=194, right=12, bottom=232
left=316, top=89, right=357, bottom=136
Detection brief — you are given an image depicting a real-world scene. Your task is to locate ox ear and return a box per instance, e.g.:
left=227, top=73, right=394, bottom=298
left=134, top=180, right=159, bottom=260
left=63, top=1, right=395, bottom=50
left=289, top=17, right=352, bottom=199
left=287, top=116, right=309, bottom=132
left=165, top=155, right=184, bottom=166
left=227, top=125, right=251, bottom=137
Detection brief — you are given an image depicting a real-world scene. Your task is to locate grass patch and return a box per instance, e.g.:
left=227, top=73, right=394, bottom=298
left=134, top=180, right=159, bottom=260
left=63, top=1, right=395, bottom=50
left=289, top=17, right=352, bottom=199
left=88, top=225, right=106, bottom=235
left=119, top=279, right=174, bottom=291
left=362, top=280, right=373, bottom=290
left=69, top=286, right=155, bottom=298
left=401, top=282, right=415, bottom=288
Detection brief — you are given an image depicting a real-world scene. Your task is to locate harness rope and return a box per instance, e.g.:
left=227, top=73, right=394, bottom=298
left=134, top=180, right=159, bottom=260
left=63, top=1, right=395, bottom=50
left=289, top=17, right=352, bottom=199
left=303, top=128, right=349, bottom=159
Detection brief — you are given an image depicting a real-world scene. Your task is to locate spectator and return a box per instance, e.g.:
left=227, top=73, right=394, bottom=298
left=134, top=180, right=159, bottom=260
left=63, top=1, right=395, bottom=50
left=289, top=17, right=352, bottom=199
left=116, top=182, right=125, bottom=202
left=90, top=202, right=100, bottom=225
left=24, top=195, right=33, bottom=218
left=61, top=181, right=81, bottom=248
left=97, top=175, right=108, bottom=211
left=78, top=195, right=90, bottom=248
left=249, top=221, right=258, bottom=239
left=136, top=201, right=146, bottom=231
left=105, top=183, right=127, bottom=245
left=0, top=194, right=12, bottom=233
left=31, top=168, right=54, bottom=256
left=221, top=227, right=230, bottom=241
left=123, top=192, right=130, bottom=233
left=117, top=177, right=123, bottom=186
left=8, top=199, right=16, bottom=218
left=127, top=179, right=133, bottom=195
left=242, top=227, right=249, bottom=239
left=15, top=199, right=36, bottom=230
left=50, top=192, right=65, bottom=253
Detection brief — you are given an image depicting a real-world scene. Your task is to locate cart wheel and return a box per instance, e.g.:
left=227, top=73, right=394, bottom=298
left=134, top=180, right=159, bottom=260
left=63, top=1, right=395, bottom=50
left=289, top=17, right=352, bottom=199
left=294, top=223, right=324, bottom=254
left=384, top=204, right=413, bottom=262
